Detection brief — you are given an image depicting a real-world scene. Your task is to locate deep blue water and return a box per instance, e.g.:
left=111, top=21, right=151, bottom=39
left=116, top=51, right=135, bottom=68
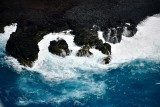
left=0, top=57, right=160, bottom=107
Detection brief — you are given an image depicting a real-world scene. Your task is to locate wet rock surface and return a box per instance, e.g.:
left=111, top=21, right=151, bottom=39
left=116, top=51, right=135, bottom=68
left=95, top=41, right=111, bottom=55
left=1, top=0, right=160, bottom=66
left=49, top=39, right=71, bottom=57
left=102, top=21, right=138, bottom=44
left=122, top=23, right=138, bottom=37
left=73, top=26, right=99, bottom=46
left=76, top=44, right=93, bottom=57
left=103, top=56, right=111, bottom=64
left=5, top=24, right=51, bottom=67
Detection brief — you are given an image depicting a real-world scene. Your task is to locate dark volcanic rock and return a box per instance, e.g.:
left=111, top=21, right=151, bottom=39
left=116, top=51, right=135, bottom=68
left=103, top=43, right=111, bottom=54
left=5, top=24, right=50, bottom=67
left=102, top=28, right=121, bottom=44
left=103, top=27, right=123, bottom=44
left=123, top=23, right=138, bottom=37
left=1, top=0, right=160, bottom=65
left=5, top=16, right=69, bottom=66
left=72, top=25, right=99, bottom=46
left=76, top=44, right=93, bottom=57
left=49, top=39, right=71, bottom=57
left=102, top=21, right=137, bottom=43
left=0, top=25, right=5, bottom=33
left=95, top=41, right=111, bottom=55
left=103, top=56, right=111, bottom=64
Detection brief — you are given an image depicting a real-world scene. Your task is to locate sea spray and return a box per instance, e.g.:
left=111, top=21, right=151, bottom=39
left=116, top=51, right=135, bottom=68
left=0, top=100, right=4, bottom=107
left=0, top=23, right=17, bottom=51
left=0, top=15, right=160, bottom=106
left=111, top=15, right=160, bottom=63
left=0, top=24, right=23, bottom=70
left=31, top=31, right=107, bottom=81
left=1, top=15, right=160, bottom=77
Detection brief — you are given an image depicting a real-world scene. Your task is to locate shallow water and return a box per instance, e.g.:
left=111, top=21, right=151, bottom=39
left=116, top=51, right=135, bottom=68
left=0, top=15, right=160, bottom=107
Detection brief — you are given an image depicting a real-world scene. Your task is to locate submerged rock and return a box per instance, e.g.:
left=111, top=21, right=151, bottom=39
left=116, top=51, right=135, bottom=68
left=76, top=44, right=93, bottom=57
left=103, top=56, right=111, bottom=64
left=49, top=39, right=71, bottom=57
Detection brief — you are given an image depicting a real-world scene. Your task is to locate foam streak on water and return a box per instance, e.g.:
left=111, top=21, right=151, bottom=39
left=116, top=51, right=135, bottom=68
left=0, top=100, right=4, bottom=107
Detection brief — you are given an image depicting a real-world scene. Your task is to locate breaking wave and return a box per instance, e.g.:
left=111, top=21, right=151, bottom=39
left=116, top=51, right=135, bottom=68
left=30, top=14, right=160, bottom=81
left=111, top=15, right=160, bottom=63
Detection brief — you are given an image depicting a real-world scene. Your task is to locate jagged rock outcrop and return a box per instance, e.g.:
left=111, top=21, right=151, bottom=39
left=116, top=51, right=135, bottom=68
left=5, top=24, right=51, bottom=67
left=72, top=25, right=99, bottom=46
left=95, top=40, right=111, bottom=55
left=49, top=39, right=71, bottom=57
left=76, top=44, right=93, bottom=57
left=102, top=21, right=137, bottom=44
left=1, top=0, right=160, bottom=66
left=122, top=23, right=137, bottom=37
left=5, top=16, right=69, bottom=66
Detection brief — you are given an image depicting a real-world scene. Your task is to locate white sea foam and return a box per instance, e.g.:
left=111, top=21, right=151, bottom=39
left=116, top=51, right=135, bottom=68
left=156, top=83, right=160, bottom=85
left=1, top=15, right=160, bottom=79
left=0, top=23, right=17, bottom=50
left=31, top=31, right=107, bottom=81
left=0, top=24, right=25, bottom=71
left=98, top=31, right=105, bottom=43
left=0, top=100, right=4, bottom=107
left=111, top=15, right=160, bottom=64
left=1, top=15, right=160, bottom=105
left=0, top=24, right=23, bottom=70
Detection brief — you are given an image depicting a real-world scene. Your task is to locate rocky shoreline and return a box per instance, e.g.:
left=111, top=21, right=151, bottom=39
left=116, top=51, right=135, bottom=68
left=1, top=0, right=160, bottom=66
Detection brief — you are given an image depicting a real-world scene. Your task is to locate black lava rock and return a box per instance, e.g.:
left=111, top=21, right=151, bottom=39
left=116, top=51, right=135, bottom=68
left=72, top=25, right=99, bottom=46
left=103, top=56, right=111, bottom=64
left=5, top=25, right=48, bottom=67
left=49, top=39, right=71, bottom=57
left=1, top=0, right=160, bottom=66
left=95, top=42, right=111, bottom=55
left=122, top=23, right=138, bottom=37
left=76, top=44, right=93, bottom=57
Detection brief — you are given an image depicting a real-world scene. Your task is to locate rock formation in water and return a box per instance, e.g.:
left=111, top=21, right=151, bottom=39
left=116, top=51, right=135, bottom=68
left=76, top=44, right=93, bottom=57
left=103, top=56, right=111, bottom=64
left=49, top=39, right=71, bottom=57
left=0, top=0, right=160, bottom=66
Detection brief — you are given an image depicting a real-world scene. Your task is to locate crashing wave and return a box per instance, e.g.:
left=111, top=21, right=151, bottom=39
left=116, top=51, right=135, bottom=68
left=0, top=14, right=160, bottom=105
left=0, top=15, right=160, bottom=80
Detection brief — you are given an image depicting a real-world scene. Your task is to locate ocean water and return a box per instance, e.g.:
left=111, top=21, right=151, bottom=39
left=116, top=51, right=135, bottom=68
left=0, top=15, right=160, bottom=107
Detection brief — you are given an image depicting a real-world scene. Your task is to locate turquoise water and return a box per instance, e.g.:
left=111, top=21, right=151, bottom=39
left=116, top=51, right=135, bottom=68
left=0, top=57, right=160, bottom=107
